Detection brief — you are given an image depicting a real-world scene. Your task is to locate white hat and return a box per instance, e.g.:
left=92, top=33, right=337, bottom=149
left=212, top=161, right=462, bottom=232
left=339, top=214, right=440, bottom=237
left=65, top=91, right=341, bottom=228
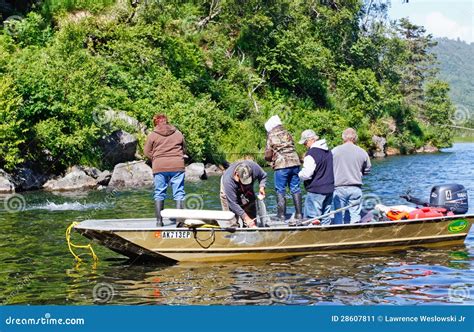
left=264, top=115, right=282, bottom=132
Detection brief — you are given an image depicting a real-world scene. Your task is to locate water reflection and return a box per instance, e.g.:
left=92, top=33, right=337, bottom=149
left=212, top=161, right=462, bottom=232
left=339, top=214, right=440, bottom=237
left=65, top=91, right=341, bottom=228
left=1, top=144, right=473, bottom=305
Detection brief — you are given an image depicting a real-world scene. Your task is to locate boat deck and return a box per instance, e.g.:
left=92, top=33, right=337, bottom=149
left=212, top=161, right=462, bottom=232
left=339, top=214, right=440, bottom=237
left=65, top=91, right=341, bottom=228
left=74, top=214, right=474, bottom=231
left=75, top=218, right=175, bottom=230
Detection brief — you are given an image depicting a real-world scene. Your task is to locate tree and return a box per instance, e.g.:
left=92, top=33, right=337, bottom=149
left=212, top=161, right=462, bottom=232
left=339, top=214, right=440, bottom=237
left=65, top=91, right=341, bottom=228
left=395, top=18, right=437, bottom=109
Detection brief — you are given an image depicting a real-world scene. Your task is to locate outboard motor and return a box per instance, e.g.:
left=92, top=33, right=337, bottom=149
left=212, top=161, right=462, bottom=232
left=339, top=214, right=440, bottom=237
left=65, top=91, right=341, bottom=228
left=430, top=184, right=468, bottom=214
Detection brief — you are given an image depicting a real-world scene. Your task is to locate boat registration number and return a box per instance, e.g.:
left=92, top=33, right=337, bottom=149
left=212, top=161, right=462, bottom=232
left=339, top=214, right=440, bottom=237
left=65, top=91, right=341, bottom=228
left=161, top=231, right=192, bottom=239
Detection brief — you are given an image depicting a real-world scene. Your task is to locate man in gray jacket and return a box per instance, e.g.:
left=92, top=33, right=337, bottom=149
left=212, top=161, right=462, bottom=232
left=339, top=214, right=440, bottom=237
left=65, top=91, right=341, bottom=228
left=220, top=160, right=267, bottom=228
left=332, top=128, right=371, bottom=224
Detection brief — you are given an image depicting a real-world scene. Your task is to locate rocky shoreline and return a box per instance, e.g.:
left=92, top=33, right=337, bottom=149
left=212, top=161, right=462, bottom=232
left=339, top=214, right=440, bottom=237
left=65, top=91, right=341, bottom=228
left=0, top=126, right=224, bottom=193
left=0, top=161, right=223, bottom=194
left=0, top=130, right=438, bottom=194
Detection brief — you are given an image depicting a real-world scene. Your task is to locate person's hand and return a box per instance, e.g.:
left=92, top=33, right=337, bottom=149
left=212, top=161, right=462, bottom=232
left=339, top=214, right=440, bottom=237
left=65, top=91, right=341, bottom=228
left=259, top=187, right=266, bottom=198
left=243, top=214, right=257, bottom=228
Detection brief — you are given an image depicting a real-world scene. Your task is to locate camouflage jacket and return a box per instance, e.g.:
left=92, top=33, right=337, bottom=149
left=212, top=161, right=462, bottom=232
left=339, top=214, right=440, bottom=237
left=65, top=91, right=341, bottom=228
left=265, top=125, right=301, bottom=170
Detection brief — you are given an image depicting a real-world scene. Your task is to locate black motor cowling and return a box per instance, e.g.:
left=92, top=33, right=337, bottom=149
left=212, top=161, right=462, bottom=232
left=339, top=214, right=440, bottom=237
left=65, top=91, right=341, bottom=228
left=430, top=184, right=468, bottom=214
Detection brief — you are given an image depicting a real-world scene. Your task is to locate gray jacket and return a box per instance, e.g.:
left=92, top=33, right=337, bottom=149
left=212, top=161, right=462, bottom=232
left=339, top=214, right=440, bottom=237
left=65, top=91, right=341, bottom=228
left=332, top=142, right=371, bottom=187
left=221, top=161, right=267, bottom=217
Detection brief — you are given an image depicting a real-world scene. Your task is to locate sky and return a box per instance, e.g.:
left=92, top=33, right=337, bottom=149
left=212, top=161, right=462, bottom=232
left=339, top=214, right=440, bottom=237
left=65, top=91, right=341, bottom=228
left=388, top=0, right=473, bottom=43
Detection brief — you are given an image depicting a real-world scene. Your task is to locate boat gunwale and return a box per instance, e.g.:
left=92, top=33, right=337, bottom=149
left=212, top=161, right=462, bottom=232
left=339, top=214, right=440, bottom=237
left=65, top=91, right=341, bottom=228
left=74, top=213, right=474, bottom=232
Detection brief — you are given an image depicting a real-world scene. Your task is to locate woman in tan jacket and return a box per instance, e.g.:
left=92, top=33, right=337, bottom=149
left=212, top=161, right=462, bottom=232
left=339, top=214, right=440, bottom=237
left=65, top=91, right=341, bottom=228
left=144, top=114, right=186, bottom=226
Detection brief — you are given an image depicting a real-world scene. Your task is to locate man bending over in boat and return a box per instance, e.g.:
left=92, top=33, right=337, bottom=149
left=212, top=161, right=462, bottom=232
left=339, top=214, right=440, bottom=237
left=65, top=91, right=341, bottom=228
left=220, top=161, right=267, bottom=228
left=332, top=128, right=371, bottom=224
left=144, top=114, right=186, bottom=227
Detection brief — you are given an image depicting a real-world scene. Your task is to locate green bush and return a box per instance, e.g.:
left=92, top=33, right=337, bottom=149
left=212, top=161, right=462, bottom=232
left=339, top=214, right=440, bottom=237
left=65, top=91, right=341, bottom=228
left=0, top=77, right=25, bottom=171
left=0, top=0, right=456, bottom=173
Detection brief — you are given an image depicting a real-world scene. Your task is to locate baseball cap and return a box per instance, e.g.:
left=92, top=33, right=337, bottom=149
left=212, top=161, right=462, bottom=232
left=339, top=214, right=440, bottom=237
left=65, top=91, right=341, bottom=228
left=298, top=129, right=318, bottom=144
left=235, top=164, right=253, bottom=185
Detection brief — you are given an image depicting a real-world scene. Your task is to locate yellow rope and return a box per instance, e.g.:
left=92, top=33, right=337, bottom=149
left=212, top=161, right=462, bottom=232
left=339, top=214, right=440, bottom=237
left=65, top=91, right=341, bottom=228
left=66, top=222, right=99, bottom=262
left=199, top=224, right=221, bottom=229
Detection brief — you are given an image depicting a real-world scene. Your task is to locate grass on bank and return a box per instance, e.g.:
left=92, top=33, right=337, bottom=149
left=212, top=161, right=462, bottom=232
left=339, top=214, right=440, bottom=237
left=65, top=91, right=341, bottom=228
left=453, top=136, right=474, bottom=143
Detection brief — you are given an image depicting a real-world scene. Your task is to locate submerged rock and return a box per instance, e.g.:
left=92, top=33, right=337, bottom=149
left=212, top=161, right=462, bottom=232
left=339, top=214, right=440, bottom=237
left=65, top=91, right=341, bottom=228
left=43, top=168, right=97, bottom=191
left=99, top=130, right=138, bottom=167
left=0, top=169, right=15, bottom=193
left=108, top=161, right=153, bottom=188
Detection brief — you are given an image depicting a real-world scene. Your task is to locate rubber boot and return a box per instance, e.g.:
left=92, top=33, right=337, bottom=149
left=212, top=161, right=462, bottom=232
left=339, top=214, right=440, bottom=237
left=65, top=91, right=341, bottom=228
left=276, top=193, right=286, bottom=221
left=175, top=200, right=185, bottom=228
left=155, top=200, right=164, bottom=227
left=292, top=192, right=303, bottom=220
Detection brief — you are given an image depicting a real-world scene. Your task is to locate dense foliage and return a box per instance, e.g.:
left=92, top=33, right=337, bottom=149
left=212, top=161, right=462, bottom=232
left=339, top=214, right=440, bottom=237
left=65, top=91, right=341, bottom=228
left=0, top=0, right=456, bottom=173
left=433, top=38, right=474, bottom=114
left=432, top=38, right=473, bottom=138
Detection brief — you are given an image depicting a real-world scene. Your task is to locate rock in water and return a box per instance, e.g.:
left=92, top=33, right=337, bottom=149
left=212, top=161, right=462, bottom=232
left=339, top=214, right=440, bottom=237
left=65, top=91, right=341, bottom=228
left=185, top=162, right=207, bottom=181
left=386, top=147, right=401, bottom=156
left=108, top=161, right=153, bottom=188
left=372, top=135, right=386, bottom=158
left=81, top=166, right=101, bottom=179
left=13, top=168, right=49, bottom=191
left=43, top=168, right=97, bottom=191
left=416, top=145, right=439, bottom=153
left=100, top=130, right=138, bottom=167
left=96, top=170, right=112, bottom=186
left=0, top=169, right=15, bottom=193
left=205, top=164, right=223, bottom=176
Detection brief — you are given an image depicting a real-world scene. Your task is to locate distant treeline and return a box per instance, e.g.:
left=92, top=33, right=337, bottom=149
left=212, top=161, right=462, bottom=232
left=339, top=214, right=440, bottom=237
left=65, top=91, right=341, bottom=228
left=432, top=37, right=473, bottom=138
left=0, top=0, right=455, bottom=173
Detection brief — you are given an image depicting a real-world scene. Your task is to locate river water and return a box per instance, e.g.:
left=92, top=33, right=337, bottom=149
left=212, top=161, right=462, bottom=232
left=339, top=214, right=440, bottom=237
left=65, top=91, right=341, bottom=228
left=1, top=143, right=473, bottom=305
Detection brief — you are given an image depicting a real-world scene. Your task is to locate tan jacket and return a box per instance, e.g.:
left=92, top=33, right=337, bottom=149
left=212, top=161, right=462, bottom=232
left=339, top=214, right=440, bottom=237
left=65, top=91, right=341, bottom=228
left=144, top=124, right=185, bottom=173
left=265, top=125, right=300, bottom=170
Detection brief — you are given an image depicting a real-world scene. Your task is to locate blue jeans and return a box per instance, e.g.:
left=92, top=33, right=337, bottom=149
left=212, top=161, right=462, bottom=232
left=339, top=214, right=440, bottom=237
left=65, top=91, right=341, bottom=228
left=153, top=172, right=185, bottom=201
left=274, top=166, right=301, bottom=194
left=333, top=186, right=362, bottom=224
left=304, top=192, right=333, bottom=225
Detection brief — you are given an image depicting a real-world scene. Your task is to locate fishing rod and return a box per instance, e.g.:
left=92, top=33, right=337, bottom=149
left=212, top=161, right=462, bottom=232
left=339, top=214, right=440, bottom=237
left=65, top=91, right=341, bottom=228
left=290, top=202, right=359, bottom=227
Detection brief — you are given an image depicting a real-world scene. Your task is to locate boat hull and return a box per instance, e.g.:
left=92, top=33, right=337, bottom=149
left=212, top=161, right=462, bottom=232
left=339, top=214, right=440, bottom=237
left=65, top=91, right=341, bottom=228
left=74, top=215, right=474, bottom=262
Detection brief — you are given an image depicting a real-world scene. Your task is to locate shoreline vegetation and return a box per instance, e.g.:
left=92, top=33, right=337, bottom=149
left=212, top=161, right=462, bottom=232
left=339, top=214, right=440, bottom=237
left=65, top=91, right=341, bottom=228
left=0, top=0, right=467, bottom=193
left=453, top=136, right=474, bottom=143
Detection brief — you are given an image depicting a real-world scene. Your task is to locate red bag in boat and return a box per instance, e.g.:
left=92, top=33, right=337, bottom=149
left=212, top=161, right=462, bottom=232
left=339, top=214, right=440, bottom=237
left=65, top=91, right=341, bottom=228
left=408, top=207, right=452, bottom=220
